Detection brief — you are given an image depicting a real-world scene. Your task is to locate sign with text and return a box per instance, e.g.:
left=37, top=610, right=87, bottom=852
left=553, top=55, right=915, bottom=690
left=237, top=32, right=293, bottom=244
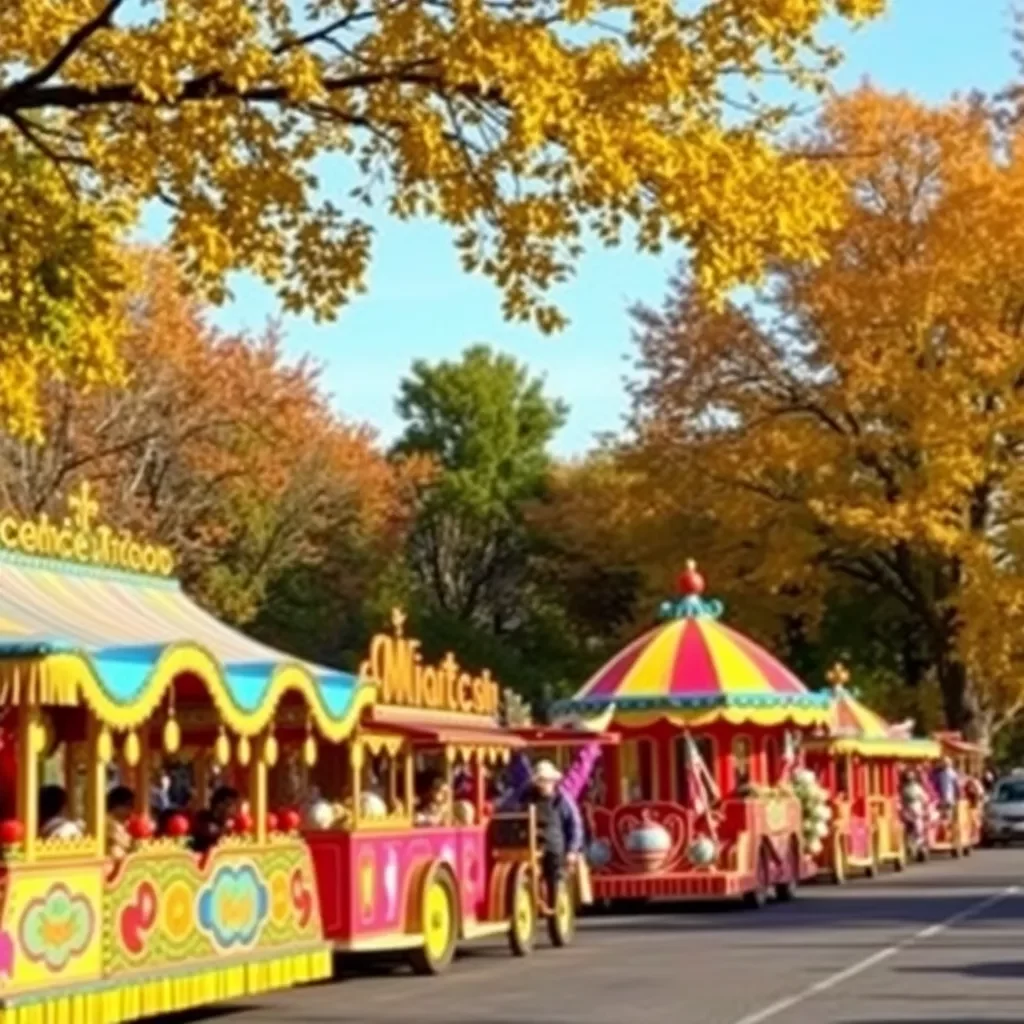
left=359, top=608, right=501, bottom=717
left=0, top=481, right=176, bottom=577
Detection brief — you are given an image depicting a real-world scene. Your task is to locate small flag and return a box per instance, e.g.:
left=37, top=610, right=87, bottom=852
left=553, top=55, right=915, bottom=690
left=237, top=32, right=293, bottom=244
left=777, top=730, right=798, bottom=786
left=684, top=732, right=719, bottom=819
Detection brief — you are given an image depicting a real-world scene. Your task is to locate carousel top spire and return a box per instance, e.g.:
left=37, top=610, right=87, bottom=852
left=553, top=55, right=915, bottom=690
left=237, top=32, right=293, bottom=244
left=660, top=560, right=723, bottom=622
left=556, top=560, right=831, bottom=722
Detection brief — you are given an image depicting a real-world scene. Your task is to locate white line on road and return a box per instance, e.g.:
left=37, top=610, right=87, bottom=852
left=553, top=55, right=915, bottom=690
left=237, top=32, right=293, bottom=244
left=728, top=883, right=1021, bottom=1024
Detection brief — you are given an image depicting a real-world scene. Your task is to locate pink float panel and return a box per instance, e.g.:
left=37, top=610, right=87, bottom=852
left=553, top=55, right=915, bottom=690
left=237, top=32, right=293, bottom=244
left=305, top=826, right=488, bottom=944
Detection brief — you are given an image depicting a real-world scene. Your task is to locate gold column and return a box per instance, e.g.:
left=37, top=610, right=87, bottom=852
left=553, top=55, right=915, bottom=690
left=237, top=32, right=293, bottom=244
left=350, top=741, right=364, bottom=828
left=136, top=727, right=152, bottom=815
left=17, top=705, right=40, bottom=861
left=250, top=734, right=270, bottom=845
left=84, top=717, right=110, bottom=858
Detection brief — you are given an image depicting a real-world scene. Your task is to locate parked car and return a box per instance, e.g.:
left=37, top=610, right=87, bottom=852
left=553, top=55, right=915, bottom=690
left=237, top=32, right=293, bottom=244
left=981, top=773, right=1024, bottom=846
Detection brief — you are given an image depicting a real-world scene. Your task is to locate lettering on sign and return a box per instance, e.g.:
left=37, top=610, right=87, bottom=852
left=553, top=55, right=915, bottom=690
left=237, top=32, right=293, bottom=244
left=0, top=481, right=176, bottom=578
left=359, top=608, right=501, bottom=717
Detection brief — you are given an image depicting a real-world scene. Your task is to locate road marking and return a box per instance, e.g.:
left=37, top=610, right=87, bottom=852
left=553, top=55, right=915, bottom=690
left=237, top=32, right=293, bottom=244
left=729, top=884, right=1020, bottom=1024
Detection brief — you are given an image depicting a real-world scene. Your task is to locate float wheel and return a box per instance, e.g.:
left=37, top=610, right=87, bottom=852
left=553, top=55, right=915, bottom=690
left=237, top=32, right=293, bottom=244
left=744, top=846, right=771, bottom=909
left=547, top=878, right=575, bottom=947
left=775, top=838, right=800, bottom=902
left=409, top=870, right=458, bottom=976
left=507, top=864, right=536, bottom=958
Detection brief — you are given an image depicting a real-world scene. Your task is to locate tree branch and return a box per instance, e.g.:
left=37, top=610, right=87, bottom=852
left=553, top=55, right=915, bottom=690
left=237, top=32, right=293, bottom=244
left=5, top=1, right=125, bottom=99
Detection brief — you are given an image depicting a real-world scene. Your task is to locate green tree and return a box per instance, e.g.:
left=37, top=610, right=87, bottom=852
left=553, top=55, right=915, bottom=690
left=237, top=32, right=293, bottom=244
left=393, top=345, right=567, bottom=631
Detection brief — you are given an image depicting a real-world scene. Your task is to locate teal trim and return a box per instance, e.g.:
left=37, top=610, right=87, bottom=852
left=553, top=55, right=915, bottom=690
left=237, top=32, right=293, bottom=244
left=0, top=547, right=180, bottom=588
left=552, top=691, right=832, bottom=715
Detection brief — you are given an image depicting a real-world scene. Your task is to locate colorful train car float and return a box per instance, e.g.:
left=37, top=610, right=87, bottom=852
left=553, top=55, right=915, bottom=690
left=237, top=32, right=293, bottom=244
left=804, top=665, right=939, bottom=882
left=0, top=486, right=594, bottom=1021
left=935, top=731, right=988, bottom=849
left=300, top=609, right=590, bottom=972
left=553, top=564, right=832, bottom=908
left=0, top=484, right=361, bottom=1023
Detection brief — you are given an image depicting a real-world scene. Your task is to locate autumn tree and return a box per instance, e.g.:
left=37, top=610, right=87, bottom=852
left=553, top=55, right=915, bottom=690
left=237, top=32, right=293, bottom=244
left=0, top=0, right=884, bottom=435
left=0, top=248, right=413, bottom=630
left=627, top=89, right=1024, bottom=742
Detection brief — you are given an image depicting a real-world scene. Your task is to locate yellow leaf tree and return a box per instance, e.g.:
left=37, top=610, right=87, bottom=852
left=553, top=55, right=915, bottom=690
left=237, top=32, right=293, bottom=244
left=0, top=0, right=883, bottom=434
left=627, top=88, right=1024, bottom=742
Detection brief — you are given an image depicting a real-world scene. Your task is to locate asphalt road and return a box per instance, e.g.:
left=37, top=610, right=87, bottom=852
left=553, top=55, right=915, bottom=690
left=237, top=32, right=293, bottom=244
left=173, top=849, right=1024, bottom=1024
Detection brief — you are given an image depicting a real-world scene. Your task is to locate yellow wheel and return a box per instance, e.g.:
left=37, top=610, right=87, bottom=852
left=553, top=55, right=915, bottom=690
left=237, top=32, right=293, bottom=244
left=410, top=870, right=458, bottom=975
left=507, top=865, right=536, bottom=957
left=547, top=878, right=575, bottom=948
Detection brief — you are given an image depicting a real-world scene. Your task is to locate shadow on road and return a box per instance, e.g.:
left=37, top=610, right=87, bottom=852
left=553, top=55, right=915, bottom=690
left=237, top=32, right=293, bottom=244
left=581, top=883, right=1023, bottom=934
left=899, top=959, right=1024, bottom=979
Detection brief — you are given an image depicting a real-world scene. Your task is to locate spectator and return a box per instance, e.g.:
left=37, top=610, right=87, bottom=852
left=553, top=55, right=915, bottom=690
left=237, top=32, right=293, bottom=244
left=190, top=785, right=239, bottom=854
left=106, top=785, right=135, bottom=861
left=39, top=785, right=83, bottom=840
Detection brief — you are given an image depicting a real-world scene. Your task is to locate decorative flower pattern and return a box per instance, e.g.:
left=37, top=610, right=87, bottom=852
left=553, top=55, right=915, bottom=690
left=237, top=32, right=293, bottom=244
left=290, top=868, right=313, bottom=929
left=197, top=864, right=268, bottom=949
left=0, top=927, right=15, bottom=981
left=20, top=884, right=95, bottom=972
left=268, top=871, right=291, bottom=927
left=118, top=880, right=158, bottom=957
left=161, top=881, right=194, bottom=944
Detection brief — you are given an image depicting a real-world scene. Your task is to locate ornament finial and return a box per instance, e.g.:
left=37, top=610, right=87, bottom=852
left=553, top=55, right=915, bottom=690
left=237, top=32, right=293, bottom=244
left=677, top=560, right=705, bottom=597
left=825, top=661, right=850, bottom=688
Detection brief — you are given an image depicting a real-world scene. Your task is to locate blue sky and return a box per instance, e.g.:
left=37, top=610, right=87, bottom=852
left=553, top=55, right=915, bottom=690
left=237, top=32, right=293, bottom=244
left=201, top=0, right=1017, bottom=456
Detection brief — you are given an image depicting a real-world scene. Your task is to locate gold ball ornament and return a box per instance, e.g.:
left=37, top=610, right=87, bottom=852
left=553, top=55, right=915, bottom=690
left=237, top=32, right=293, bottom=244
left=214, top=731, right=231, bottom=767
left=29, top=719, right=48, bottom=757
left=303, top=734, right=318, bottom=768
left=236, top=736, right=251, bottom=767
left=123, top=731, right=141, bottom=767
left=96, top=728, right=113, bottom=764
left=163, top=717, right=181, bottom=755
left=263, top=735, right=279, bottom=767
left=38, top=712, right=56, bottom=756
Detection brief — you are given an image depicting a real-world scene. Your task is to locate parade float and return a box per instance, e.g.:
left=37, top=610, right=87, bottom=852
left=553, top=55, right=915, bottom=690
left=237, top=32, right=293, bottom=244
left=552, top=563, right=832, bottom=907
left=934, top=731, right=987, bottom=849
left=803, top=664, right=940, bottom=882
left=299, top=609, right=596, bottom=974
left=0, top=483, right=368, bottom=1024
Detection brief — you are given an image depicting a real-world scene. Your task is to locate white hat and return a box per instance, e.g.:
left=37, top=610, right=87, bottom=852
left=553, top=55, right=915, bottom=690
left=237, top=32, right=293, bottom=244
left=532, top=760, right=562, bottom=783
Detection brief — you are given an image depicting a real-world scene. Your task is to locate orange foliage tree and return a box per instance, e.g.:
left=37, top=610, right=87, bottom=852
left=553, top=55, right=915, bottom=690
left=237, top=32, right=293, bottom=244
left=0, top=249, right=416, bottom=632
left=625, top=89, right=1024, bottom=741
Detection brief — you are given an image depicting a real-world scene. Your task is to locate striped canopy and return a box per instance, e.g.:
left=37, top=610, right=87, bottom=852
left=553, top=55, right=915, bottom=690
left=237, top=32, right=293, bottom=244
left=815, top=686, right=940, bottom=759
left=0, top=551, right=372, bottom=740
left=831, top=687, right=892, bottom=739
left=560, top=615, right=829, bottom=715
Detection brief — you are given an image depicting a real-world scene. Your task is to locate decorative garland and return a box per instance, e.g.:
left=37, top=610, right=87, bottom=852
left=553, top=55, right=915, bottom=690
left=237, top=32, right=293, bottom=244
left=792, top=768, right=831, bottom=856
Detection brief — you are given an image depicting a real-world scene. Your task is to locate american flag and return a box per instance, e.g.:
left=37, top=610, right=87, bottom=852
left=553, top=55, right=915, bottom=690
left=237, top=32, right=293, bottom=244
left=684, top=732, right=720, bottom=819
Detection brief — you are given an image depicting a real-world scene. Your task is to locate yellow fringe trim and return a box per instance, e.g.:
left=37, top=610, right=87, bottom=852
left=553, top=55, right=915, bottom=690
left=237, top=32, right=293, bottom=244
left=612, top=705, right=831, bottom=729
left=0, top=949, right=333, bottom=1024
left=0, top=650, right=375, bottom=742
left=805, top=737, right=941, bottom=759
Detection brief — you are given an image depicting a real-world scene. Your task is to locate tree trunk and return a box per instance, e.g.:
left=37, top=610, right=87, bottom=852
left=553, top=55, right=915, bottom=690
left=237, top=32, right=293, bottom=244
left=935, top=656, right=989, bottom=744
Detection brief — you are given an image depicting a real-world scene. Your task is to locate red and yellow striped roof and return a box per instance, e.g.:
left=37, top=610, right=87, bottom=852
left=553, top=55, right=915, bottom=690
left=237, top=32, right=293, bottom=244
left=831, top=687, right=892, bottom=739
left=814, top=687, right=940, bottom=759
left=565, top=616, right=829, bottom=714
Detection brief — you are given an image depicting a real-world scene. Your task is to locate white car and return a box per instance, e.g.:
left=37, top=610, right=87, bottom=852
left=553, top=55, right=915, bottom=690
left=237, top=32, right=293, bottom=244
left=982, top=775, right=1024, bottom=846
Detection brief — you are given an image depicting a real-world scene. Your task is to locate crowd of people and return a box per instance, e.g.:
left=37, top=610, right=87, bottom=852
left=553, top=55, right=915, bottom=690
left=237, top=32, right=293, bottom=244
left=37, top=777, right=243, bottom=862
